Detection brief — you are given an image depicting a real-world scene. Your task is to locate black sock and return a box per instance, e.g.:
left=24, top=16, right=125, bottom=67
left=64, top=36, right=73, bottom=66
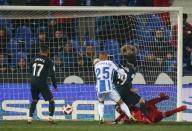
left=140, top=104, right=148, bottom=116
left=49, top=101, right=55, bottom=116
left=29, top=101, right=37, bottom=117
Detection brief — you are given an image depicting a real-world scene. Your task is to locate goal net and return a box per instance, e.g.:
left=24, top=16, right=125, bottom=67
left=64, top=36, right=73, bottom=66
left=0, top=6, right=183, bottom=121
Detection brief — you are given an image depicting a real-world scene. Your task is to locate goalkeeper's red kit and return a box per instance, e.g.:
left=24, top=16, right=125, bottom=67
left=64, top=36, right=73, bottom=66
left=115, top=96, right=186, bottom=123
left=115, top=107, right=151, bottom=124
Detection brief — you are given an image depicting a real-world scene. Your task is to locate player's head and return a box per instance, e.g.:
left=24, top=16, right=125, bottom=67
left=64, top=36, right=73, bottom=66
left=121, top=45, right=137, bottom=66
left=99, top=52, right=108, bottom=60
left=40, top=45, right=49, bottom=56
left=183, top=13, right=188, bottom=24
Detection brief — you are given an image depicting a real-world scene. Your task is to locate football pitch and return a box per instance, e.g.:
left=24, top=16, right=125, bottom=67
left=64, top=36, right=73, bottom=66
left=1, top=121, right=192, bottom=131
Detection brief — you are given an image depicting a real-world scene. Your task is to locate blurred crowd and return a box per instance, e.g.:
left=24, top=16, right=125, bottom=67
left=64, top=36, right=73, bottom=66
left=0, top=0, right=192, bottom=84
left=0, top=0, right=171, bottom=6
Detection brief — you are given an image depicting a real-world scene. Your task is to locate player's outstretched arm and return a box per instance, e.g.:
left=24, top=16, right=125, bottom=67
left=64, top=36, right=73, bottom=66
left=147, top=92, right=169, bottom=105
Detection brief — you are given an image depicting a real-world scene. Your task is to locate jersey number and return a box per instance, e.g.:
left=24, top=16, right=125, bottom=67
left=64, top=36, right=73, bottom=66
left=32, top=63, right=44, bottom=77
left=96, top=67, right=110, bottom=80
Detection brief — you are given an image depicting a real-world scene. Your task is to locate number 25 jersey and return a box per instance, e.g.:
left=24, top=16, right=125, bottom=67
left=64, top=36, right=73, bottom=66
left=94, top=60, right=125, bottom=93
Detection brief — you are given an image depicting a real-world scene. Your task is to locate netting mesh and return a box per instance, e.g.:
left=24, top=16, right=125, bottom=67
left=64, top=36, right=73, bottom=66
left=0, top=8, right=179, bottom=121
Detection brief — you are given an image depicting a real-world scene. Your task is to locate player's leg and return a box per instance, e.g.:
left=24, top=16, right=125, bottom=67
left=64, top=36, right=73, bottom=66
left=110, top=89, right=137, bottom=122
left=139, top=98, right=148, bottom=116
left=162, top=105, right=187, bottom=118
left=113, top=104, right=126, bottom=123
left=128, top=92, right=148, bottom=116
left=28, top=85, right=40, bottom=124
left=41, top=86, right=55, bottom=123
left=122, top=91, right=148, bottom=117
left=97, top=93, right=106, bottom=124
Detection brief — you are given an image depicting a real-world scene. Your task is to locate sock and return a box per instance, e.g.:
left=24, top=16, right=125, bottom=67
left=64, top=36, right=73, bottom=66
left=164, top=106, right=186, bottom=117
left=98, top=103, right=104, bottom=120
left=120, top=103, right=131, bottom=117
left=29, top=101, right=37, bottom=117
left=115, top=112, right=125, bottom=122
left=140, top=104, right=148, bottom=116
left=49, top=101, right=55, bottom=116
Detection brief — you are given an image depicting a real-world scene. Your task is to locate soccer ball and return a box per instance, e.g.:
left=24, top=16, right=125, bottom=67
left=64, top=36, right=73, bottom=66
left=62, top=104, right=73, bottom=115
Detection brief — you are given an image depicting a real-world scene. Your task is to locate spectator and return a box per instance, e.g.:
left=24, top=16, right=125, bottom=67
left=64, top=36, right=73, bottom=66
left=0, top=27, right=12, bottom=65
left=13, top=53, right=29, bottom=83
left=172, top=13, right=192, bottom=71
left=50, top=26, right=66, bottom=58
left=136, top=0, right=153, bottom=6
left=152, top=0, right=170, bottom=6
left=79, top=45, right=96, bottom=71
left=59, top=41, right=80, bottom=74
left=152, top=0, right=171, bottom=28
left=143, top=53, right=160, bottom=84
left=0, top=53, right=9, bottom=73
left=31, top=31, right=49, bottom=58
left=49, top=0, right=63, bottom=6
left=49, top=0, right=80, bottom=6
left=0, top=0, right=9, bottom=5
left=162, top=52, right=176, bottom=72
left=0, top=27, right=9, bottom=54
left=54, top=56, right=64, bottom=82
left=162, top=52, right=177, bottom=82
left=89, top=0, right=105, bottom=6
left=14, top=55, right=28, bottom=74
left=26, top=0, right=50, bottom=6
left=128, top=0, right=137, bottom=6
left=63, top=0, right=80, bottom=6
left=150, top=29, right=172, bottom=59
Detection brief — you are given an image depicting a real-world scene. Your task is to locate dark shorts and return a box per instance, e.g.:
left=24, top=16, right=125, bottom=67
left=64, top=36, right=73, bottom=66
left=120, top=91, right=141, bottom=106
left=31, top=84, right=53, bottom=101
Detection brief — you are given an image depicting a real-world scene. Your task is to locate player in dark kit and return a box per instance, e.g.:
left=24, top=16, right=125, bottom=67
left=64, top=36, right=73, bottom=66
left=27, top=45, right=57, bottom=124
left=114, top=45, right=147, bottom=116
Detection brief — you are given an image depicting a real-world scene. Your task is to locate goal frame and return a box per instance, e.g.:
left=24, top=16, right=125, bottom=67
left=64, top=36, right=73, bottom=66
left=0, top=6, right=183, bottom=121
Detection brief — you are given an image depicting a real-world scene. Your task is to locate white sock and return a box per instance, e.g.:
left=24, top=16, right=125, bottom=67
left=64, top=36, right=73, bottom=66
left=49, top=116, right=53, bottom=120
left=27, top=117, right=32, bottom=122
left=98, top=103, right=104, bottom=120
left=120, top=103, right=131, bottom=117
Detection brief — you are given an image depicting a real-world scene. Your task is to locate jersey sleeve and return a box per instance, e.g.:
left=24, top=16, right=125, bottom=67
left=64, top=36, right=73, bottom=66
left=111, top=62, right=127, bottom=85
left=49, top=60, right=57, bottom=89
left=111, top=61, right=119, bottom=71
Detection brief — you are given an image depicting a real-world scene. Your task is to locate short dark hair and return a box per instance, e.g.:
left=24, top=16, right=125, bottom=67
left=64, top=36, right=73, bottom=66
left=183, top=13, right=188, bottom=20
left=40, top=45, right=49, bottom=53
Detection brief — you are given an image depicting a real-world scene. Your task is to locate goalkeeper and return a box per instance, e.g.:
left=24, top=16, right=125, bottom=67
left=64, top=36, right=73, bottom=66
left=114, top=93, right=186, bottom=124
left=114, top=45, right=148, bottom=116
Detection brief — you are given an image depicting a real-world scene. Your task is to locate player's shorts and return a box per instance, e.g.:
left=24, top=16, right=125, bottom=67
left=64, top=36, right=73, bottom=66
left=120, top=91, right=141, bottom=106
left=31, top=84, right=53, bottom=101
left=97, top=88, right=121, bottom=102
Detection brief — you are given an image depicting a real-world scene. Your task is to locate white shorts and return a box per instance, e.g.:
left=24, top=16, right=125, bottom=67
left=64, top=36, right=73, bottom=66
left=97, top=89, right=121, bottom=103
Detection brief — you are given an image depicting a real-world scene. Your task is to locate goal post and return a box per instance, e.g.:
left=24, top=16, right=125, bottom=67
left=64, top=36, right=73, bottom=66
left=176, top=8, right=183, bottom=122
left=0, top=6, right=183, bottom=121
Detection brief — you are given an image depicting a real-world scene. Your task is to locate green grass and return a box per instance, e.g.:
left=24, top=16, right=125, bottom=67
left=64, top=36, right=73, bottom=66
left=1, top=121, right=192, bottom=131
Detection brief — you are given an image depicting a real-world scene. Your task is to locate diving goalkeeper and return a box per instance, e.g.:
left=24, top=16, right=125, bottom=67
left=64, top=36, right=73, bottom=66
left=114, top=92, right=186, bottom=124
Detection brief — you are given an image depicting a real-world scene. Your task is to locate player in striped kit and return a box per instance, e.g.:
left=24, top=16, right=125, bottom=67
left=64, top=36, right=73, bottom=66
left=94, top=52, right=136, bottom=124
